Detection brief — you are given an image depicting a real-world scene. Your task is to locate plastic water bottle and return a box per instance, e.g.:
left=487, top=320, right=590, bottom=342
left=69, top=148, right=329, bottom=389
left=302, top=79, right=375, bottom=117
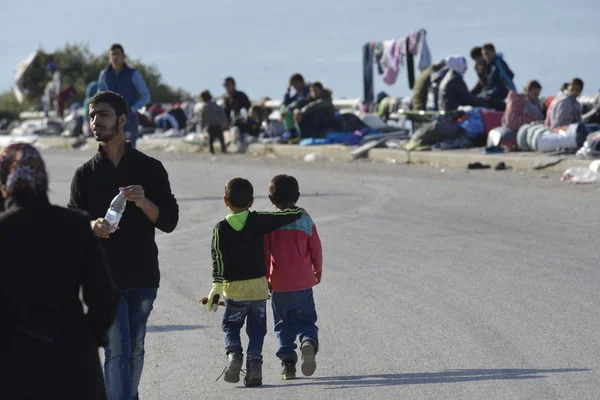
left=105, top=190, right=126, bottom=233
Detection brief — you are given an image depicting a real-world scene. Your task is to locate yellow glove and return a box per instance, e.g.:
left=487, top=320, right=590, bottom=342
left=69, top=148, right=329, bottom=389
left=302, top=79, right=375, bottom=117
left=207, top=282, right=224, bottom=312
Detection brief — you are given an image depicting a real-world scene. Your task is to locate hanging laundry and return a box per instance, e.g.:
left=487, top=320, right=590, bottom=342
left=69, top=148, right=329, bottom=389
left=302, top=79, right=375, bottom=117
left=381, top=40, right=394, bottom=74
left=416, top=29, right=432, bottom=71
left=383, top=39, right=404, bottom=85
left=363, top=43, right=375, bottom=105
left=406, top=37, right=415, bottom=89
left=373, top=42, right=384, bottom=75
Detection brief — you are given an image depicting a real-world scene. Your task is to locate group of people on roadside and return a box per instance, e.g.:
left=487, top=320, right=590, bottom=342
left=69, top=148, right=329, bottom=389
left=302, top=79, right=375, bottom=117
left=412, top=43, right=516, bottom=113
left=411, top=42, right=598, bottom=134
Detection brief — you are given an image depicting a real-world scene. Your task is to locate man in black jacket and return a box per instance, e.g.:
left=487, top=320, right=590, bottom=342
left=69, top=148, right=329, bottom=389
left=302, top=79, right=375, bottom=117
left=68, top=90, right=179, bottom=400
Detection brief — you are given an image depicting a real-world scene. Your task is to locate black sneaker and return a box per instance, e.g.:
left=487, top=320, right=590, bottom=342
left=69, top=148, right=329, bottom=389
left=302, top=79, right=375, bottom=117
left=281, top=359, right=297, bottom=380
left=244, top=359, right=263, bottom=387
left=300, top=340, right=317, bottom=376
left=223, top=352, right=243, bottom=383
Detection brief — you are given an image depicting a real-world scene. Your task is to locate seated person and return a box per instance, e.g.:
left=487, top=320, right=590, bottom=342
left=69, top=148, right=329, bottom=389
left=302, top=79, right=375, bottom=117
left=438, top=56, right=486, bottom=112
left=547, top=78, right=584, bottom=128
left=469, top=46, right=488, bottom=96
left=154, top=111, right=179, bottom=131
left=544, top=83, right=568, bottom=116
left=502, top=80, right=545, bottom=131
left=481, top=43, right=516, bottom=111
left=425, top=66, right=449, bottom=111
left=412, top=60, right=446, bottom=111
left=290, top=82, right=337, bottom=138
left=281, top=74, right=310, bottom=135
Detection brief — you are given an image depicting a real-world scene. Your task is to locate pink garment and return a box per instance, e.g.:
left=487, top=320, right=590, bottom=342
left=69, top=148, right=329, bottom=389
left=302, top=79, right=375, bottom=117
left=383, top=39, right=404, bottom=85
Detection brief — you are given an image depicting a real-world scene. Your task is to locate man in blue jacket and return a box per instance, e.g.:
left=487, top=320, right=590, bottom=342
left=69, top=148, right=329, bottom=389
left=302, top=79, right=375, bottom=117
left=481, top=43, right=516, bottom=111
left=98, top=44, right=150, bottom=148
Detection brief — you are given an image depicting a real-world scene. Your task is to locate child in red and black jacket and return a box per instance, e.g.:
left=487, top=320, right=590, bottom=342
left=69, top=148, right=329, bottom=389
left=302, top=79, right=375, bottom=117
left=205, top=177, right=303, bottom=387
left=264, top=174, right=323, bottom=380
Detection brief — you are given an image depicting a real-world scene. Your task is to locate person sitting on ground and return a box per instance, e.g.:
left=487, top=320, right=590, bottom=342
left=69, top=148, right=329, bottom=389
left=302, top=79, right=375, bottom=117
left=425, top=64, right=450, bottom=111
left=222, top=77, right=251, bottom=123
left=290, top=82, right=337, bottom=138
left=412, top=60, right=447, bottom=111
left=502, top=80, right=545, bottom=132
left=543, top=83, right=568, bottom=117
left=438, top=56, right=487, bottom=112
left=481, top=43, right=516, bottom=111
left=281, top=74, right=310, bottom=136
left=548, top=78, right=584, bottom=129
left=469, top=46, right=488, bottom=96
left=582, top=89, right=600, bottom=124
left=198, top=90, right=228, bottom=155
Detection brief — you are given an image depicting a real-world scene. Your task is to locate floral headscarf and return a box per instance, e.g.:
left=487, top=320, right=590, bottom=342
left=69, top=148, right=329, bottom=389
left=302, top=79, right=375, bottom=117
left=0, top=143, right=49, bottom=198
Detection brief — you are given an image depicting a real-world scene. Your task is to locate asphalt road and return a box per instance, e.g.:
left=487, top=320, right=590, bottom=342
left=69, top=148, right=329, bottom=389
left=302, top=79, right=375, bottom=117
left=43, top=149, right=599, bottom=400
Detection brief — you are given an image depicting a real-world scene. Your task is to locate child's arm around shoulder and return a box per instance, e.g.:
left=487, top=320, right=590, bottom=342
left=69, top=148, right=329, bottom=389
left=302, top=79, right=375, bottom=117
left=255, top=208, right=303, bottom=235
left=211, top=221, right=226, bottom=284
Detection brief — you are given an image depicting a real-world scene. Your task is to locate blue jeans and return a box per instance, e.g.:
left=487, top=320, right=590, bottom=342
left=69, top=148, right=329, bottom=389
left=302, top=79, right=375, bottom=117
left=271, top=288, right=319, bottom=362
left=105, top=288, right=157, bottom=400
left=125, top=112, right=139, bottom=149
left=222, top=299, right=267, bottom=361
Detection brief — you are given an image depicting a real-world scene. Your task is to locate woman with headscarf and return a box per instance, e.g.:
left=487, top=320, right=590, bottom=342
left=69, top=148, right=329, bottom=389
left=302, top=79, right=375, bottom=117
left=0, top=143, right=119, bottom=400
left=438, top=56, right=487, bottom=112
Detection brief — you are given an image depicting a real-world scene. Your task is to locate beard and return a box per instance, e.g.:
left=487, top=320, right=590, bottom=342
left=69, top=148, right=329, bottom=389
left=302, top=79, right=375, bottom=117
left=93, top=120, right=120, bottom=143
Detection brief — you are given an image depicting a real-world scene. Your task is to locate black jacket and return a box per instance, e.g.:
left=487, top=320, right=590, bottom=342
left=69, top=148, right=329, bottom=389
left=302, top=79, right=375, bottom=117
left=211, top=210, right=302, bottom=283
left=484, top=56, right=515, bottom=101
left=0, top=195, right=119, bottom=399
left=438, top=69, right=487, bottom=112
left=68, top=143, right=179, bottom=288
left=223, top=90, right=251, bottom=122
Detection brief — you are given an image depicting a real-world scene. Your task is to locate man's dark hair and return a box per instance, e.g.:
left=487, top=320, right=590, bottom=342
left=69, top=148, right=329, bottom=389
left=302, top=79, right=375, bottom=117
left=470, top=46, right=482, bottom=59
left=289, top=73, right=305, bottom=85
left=110, top=43, right=125, bottom=53
left=482, top=43, right=495, bottom=52
left=570, top=78, right=584, bottom=89
left=561, top=82, right=569, bottom=91
left=224, top=77, right=236, bottom=85
left=200, top=90, right=212, bottom=102
left=310, top=82, right=324, bottom=90
left=269, top=175, right=300, bottom=207
left=225, top=178, right=254, bottom=208
left=89, top=91, right=129, bottom=117
left=525, top=79, right=542, bottom=91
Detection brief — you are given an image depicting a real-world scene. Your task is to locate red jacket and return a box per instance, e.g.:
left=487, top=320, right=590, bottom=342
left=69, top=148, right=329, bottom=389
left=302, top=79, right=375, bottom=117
left=264, top=210, right=322, bottom=292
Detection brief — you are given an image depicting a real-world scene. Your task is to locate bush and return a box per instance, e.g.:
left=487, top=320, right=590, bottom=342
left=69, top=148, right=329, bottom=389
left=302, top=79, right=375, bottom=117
left=8, top=43, right=191, bottom=112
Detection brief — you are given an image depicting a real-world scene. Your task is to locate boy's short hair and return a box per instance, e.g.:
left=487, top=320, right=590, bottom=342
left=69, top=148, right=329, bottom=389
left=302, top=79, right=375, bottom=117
left=225, top=178, right=253, bottom=208
left=200, top=90, right=212, bottom=102
left=289, top=73, right=305, bottom=85
left=482, top=43, right=495, bottom=52
left=570, top=77, right=584, bottom=89
left=269, top=174, right=300, bottom=206
left=525, top=79, right=542, bottom=91
left=110, top=43, right=125, bottom=54
left=470, top=46, right=482, bottom=59
left=89, top=91, right=129, bottom=118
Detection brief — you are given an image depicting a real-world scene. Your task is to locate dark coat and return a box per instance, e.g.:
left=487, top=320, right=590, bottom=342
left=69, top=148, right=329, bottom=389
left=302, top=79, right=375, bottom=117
left=438, top=70, right=487, bottom=112
left=0, top=195, right=119, bottom=400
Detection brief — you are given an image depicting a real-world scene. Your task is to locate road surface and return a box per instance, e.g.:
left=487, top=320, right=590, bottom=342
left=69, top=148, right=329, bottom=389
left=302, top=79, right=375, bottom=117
left=44, top=149, right=599, bottom=400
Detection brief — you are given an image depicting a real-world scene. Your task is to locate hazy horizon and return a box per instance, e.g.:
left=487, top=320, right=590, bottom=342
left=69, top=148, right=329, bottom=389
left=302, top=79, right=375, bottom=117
left=2, top=0, right=598, bottom=102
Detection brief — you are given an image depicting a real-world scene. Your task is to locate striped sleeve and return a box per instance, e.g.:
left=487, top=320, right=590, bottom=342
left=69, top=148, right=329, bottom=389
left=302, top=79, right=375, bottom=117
left=256, top=209, right=303, bottom=235
left=211, top=225, right=225, bottom=283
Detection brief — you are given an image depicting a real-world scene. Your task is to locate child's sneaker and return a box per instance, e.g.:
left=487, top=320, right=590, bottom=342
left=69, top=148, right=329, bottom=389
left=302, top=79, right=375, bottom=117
left=223, top=352, right=243, bottom=383
left=244, top=359, right=263, bottom=387
left=281, top=359, right=297, bottom=380
left=300, top=340, right=317, bottom=376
